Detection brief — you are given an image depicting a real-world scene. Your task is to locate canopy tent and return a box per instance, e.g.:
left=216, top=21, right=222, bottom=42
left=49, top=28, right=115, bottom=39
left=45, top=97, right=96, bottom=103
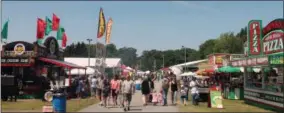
left=136, top=70, right=145, bottom=75
left=195, top=69, right=215, bottom=76
left=180, top=72, right=196, bottom=76
left=193, top=75, right=210, bottom=79
left=240, top=67, right=277, bottom=73
left=69, top=67, right=100, bottom=75
left=126, top=66, right=133, bottom=71
left=169, top=66, right=183, bottom=75
left=217, top=66, right=241, bottom=73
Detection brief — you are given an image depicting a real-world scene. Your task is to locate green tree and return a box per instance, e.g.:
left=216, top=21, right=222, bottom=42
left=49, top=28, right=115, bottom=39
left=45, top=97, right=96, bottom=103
left=198, top=39, right=216, bottom=59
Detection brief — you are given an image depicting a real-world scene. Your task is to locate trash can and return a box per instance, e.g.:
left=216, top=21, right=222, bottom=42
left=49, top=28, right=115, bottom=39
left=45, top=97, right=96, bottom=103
left=135, top=84, right=141, bottom=90
left=52, top=93, right=66, bottom=113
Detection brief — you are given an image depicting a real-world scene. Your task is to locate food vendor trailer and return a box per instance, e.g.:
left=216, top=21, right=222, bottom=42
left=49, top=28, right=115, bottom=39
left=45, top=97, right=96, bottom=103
left=1, top=36, right=85, bottom=100
left=230, top=19, right=284, bottom=112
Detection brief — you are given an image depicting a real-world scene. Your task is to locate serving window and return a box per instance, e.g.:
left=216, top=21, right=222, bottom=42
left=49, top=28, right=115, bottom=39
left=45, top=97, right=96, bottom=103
left=245, top=66, right=283, bottom=93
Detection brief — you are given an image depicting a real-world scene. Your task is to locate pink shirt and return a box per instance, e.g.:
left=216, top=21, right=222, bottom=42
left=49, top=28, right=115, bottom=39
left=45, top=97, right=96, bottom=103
left=111, top=79, right=120, bottom=90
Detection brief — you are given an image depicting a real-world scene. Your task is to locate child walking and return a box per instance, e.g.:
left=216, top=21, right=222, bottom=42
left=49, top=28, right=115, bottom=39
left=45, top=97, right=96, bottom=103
left=180, top=85, right=189, bottom=106
left=151, top=90, right=163, bottom=106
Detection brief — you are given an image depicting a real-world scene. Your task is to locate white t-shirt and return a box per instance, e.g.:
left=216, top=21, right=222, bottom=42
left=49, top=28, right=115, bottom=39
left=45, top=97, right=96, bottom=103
left=91, top=78, right=97, bottom=88
left=122, top=80, right=135, bottom=94
left=190, top=81, right=198, bottom=94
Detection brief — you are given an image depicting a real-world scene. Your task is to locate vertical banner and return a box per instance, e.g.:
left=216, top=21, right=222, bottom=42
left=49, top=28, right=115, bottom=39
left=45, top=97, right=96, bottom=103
left=248, top=20, right=262, bottom=55
left=105, top=17, right=113, bottom=44
left=97, top=8, right=106, bottom=39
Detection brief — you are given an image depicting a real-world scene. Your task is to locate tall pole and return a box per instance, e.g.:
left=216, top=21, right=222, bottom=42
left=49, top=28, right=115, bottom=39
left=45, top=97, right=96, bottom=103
left=87, top=38, right=93, bottom=67
left=153, top=59, right=156, bottom=72
left=182, top=46, right=186, bottom=72
left=162, top=54, right=165, bottom=68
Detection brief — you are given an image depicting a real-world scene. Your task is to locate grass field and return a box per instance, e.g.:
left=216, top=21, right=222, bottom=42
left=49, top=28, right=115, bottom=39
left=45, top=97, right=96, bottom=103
left=179, top=99, right=274, bottom=112
left=1, top=98, right=98, bottom=112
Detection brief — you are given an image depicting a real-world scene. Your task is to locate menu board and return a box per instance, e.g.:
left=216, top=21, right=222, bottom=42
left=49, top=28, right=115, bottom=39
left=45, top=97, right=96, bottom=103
left=210, top=91, right=223, bottom=108
left=269, top=54, right=283, bottom=65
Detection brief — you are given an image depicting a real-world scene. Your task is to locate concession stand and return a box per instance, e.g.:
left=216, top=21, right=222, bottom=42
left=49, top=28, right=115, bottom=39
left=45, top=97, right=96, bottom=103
left=1, top=36, right=85, bottom=100
left=230, top=19, right=284, bottom=111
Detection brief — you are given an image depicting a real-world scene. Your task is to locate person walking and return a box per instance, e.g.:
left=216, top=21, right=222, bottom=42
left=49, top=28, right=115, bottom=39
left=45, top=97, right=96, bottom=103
left=180, top=84, right=189, bottom=106
left=110, top=75, right=120, bottom=107
left=91, top=76, right=97, bottom=98
left=141, top=77, right=151, bottom=106
left=117, top=76, right=124, bottom=108
left=161, top=75, right=170, bottom=106
left=190, top=77, right=199, bottom=105
left=182, top=76, right=190, bottom=101
left=121, top=75, right=135, bottom=111
left=102, top=76, right=111, bottom=108
left=96, top=75, right=104, bottom=106
left=170, top=77, right=178, bottom=105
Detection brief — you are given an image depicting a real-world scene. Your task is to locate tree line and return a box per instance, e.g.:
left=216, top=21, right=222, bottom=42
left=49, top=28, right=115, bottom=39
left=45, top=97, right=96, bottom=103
left=64, top=27, right=247, bottom=71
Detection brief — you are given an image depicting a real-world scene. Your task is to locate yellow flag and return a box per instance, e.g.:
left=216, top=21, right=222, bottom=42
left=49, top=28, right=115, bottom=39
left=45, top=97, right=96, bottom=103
left=97, top=8, right=106, bottom=39
left=105, top=17, right=113, bottom=44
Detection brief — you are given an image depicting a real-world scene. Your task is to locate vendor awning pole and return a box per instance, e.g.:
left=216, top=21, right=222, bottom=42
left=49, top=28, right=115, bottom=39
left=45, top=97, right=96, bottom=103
left=69, top=68, right=71, bottom=86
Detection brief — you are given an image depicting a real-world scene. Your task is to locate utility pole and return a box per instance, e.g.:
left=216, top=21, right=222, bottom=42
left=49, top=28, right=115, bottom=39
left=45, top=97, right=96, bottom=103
left=86, top=38, right=93, bottom=67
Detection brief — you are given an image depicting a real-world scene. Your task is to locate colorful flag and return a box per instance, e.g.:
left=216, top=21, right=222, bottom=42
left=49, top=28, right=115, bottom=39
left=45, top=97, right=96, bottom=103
left=37, top=18, right=46, bottom=39
left=1, top=20, right=9, bottom=40
left=56, top=27, right=64, bottom=40
left=62, top=32, right=67, bottom=47
left=97, top=8, right=106, bottom=38
left=105, top=17, right=113, bottom=44
left=45, top=16, right=53, bottom=36
left=52, top=13, right=60, bottom=31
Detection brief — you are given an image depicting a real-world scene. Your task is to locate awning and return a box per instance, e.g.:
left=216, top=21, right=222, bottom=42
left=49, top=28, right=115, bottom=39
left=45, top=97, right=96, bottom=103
left=39, top=57, right=86, bottom=69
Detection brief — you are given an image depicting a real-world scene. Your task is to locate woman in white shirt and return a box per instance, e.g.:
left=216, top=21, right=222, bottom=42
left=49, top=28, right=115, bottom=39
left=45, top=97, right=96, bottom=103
left=189, top=77, right=199, bottom=105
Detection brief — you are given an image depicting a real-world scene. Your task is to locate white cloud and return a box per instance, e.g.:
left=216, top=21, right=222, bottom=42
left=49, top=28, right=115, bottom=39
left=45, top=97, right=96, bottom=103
left=171, top=1, right=220, bottom=13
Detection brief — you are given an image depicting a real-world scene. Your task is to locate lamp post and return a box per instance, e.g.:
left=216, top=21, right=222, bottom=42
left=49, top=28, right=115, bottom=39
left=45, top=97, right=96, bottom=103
left=182, top=46, right=186, bottom=72
left=86, top=38, right=93, bottom=67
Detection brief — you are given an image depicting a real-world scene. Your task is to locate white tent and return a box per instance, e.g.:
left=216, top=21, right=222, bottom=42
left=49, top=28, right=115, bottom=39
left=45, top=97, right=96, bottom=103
left=145, top=70, right=150, bottom=74
left=126, top=66, right=133, bottom=71
left=240, top=67, right=261, bottom=73
left=169, top=66, right=183, bottom=75
left=180, top=72, right=196, bottom=76
left=69, top=67, right=100, bottom=75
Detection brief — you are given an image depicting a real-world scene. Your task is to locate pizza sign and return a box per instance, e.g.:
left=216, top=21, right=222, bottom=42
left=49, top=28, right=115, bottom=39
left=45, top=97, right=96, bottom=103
left=262, top=30, right=284, bottom=54
left=248, top=20, right=262, bottom=55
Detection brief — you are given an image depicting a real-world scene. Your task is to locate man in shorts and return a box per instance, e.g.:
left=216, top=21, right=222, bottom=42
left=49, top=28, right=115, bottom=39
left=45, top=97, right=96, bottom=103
left=121, top=75, right=135, bottom=111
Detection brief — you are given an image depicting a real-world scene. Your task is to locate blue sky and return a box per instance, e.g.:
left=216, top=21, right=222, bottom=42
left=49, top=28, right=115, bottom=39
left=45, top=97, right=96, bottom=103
left=1, top=1, right=283, bottom=55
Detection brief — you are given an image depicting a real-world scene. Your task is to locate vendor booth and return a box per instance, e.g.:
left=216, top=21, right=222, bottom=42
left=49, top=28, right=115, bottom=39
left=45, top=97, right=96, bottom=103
left=1, top=37, right=85, bottom=100
left=230, top=19, right=284, bottom=112
left=216, top=66, right=244, bottom=100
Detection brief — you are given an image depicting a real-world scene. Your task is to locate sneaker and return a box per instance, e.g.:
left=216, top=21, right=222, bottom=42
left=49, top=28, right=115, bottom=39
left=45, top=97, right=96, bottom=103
left=123, top=108, right=127, bottom=111
left=127, top=107, right=130, bottom=111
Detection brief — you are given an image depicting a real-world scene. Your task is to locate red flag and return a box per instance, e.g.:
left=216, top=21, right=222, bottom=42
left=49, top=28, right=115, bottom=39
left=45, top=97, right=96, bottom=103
left=62, top=32, right=67, bottom=47
left=37, top=18, right=46, bottom=39
left=52, top=13, right=60, bottom=30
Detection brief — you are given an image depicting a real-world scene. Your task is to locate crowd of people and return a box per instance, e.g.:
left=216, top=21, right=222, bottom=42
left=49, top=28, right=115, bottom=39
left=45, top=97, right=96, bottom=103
left=86, top=71, right=201, bottom=111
